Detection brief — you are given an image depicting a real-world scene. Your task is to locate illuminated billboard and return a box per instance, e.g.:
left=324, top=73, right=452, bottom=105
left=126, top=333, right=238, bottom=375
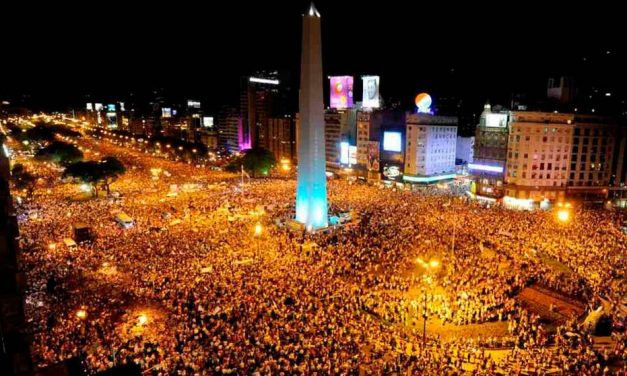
left=340, top=141, right=349, bottom=164
left=329, top=76, right=354, bottom=109
left=485, top=113, right=508, bottom=128
left=348, top=145, right=357, bottom=165
left=161, top=108, right=172, bottom=118
left=86, top=103, right=93, bottom=111
left=383, top=131, right=402, bottom=152
left=106, top=112, right=117, bottom=129
left=187, top=100, right=201, bottom=109
left=107, top=104, right=116, bottom=112
left=415, top=93, right=432, bottom=114
left=362, top=76, right=380, bottom=108
left=383, top=164, right=401, bottom=180
left=203, top=117, right=214, bottom=128
left=94, top=103, right=104, bottom=111
left=367, top=141, right=380, bottom=171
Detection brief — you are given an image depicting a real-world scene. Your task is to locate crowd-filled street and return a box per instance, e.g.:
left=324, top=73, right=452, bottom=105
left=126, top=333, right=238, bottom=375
left=9, top=130, right=627, bottom=375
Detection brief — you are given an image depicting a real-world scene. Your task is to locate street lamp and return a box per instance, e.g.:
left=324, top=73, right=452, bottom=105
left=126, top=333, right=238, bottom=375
left=557, top=209, right=570, bottom=223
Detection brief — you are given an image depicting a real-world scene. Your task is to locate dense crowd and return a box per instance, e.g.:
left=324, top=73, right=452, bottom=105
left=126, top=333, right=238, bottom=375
left=10, top=133, right=627, bottom=374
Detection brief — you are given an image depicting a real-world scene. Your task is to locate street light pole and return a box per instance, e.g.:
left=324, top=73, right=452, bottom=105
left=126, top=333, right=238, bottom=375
left=422, top=290, right=428, bottom=351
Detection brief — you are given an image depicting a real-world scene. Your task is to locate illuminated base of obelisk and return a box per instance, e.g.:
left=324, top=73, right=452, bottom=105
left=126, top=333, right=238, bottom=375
left=295, top=3, right=328, bottom=231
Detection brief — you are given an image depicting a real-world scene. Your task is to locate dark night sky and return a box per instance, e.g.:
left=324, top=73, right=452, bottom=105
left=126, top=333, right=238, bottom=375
left=1, top=1, right=624, bottom=113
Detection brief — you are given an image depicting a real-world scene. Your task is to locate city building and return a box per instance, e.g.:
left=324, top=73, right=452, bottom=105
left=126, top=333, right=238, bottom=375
left=470, top=104, right=509, bottom=199
left=404, top=114, right=458, bottom=183
left=547, top=76, right=575, bottom=104
left=504, top=112, right=574, bottom=205
left=217, top=106, right=241, bottom=153
left=240, top=71, right=288, bottom=150
left=0, top=145, right=32, bottom=375
left=456, top=136, right=474, bottom=165
left=263, top=116, right=296, bottom=161
left=295, top=3, right=328, bottom=230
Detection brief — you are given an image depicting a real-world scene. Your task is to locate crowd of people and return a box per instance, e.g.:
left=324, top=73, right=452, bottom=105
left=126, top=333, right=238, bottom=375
left=9, top=131, right=627, bottom=375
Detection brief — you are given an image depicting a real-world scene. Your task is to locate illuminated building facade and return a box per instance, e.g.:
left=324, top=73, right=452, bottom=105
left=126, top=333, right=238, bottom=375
left=471, top=104, right=509, bottom=199
left=504, top=112, right=574, bottom=202
left=295, top=3, right=328, bottom=230
left=404, top=114, right=458, bottom=182
left=262, top=116, right=296, bottom=161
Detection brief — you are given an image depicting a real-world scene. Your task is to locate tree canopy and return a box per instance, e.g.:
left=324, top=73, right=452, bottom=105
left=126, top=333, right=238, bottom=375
left=226, top=148, right=276, bottom=178
left=36, top=141, right=84, bottom=166
left=63, top=157, right=126, bottom=197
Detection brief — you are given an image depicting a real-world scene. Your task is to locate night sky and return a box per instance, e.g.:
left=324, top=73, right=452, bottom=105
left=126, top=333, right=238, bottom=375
left=1, top=1, right=624, bottom=113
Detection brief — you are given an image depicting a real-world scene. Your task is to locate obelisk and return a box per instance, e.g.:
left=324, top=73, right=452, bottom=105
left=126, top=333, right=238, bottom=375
left=295, top=3, right=328, bottom=230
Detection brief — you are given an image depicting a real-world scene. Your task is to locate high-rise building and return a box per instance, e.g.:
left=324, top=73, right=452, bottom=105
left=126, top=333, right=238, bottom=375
left=356, top=112, right=371, bottom=166
left=217, top=106, right=241, bottom=153
left=240, top=72, right=286, bottom=150
left=264, top=116, right=296, bottom=161
left=404, top=114, right=458, bottom=183
left=470, top=104, right=510, bottom=199
left=295, top=3, right=328, bottom=230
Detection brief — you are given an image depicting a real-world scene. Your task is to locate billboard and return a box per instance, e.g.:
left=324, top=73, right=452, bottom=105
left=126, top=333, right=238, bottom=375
left=107, top=104, right=116, bottom=112
left=340, top=141, right=349, bottom=164
left=187, top=100, right=201, bottom=109
left=383, top=164, right=402, bottom=180
left=106, top=112, right=117, bottom=129
left=383, top=131, right=402, bottom=152
left=348, top=145, right=357, bottom=165
left=203, top=117, right=214, bottom=128
left=367, top=141, right=380, bottom=171
left=415, top=93, right=432, bottom=114
left=161, top=108, right=172, bottom=118
left=86, top=103, right=93, bottom=111
left=485, top=113, right=508, bottom=128
left=362, top=76, right=380, bottom=108
left=94, top=103, right=104, bottom=111
left=330, top=76, right=354, bottom=109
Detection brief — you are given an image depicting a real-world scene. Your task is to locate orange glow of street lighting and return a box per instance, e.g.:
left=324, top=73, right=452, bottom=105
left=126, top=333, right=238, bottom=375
left=137, top=314, right=148, bottom=326
left=557, top=209, right=570, bottom=223
left=76, top=309, right=87, bottom=320
left=429, top=260, right=440, bottom=269
left=254, top=223, right=263, bottom=236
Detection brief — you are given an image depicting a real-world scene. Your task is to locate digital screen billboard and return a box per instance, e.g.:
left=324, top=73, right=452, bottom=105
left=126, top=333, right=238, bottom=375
left=94, top=103, right=104, bottom=111
left=362, top=76, right=380, bottom=108
left=106, top=112, right=117, bottom=129
left=107, top=104, right=116, bottom=112
left=383, top=132, right=402, bottom=152
left=86, top=103, right=93, bottom=111
left=161, top=108, right=172, bottom=118
left=330, top=76, right=354, bottom=109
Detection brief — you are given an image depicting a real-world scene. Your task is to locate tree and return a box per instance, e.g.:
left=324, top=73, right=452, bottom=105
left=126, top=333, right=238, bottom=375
left=36, top=141, right=84, bottom=166
left=63, top=157, right=126, bottom=197
left=226, top=148, right=276, bottom=178
left=11, top=163, right=36, bottom=196
left=26, top=125, right=56, bottom=142
left=98, top=157, right=126, bottom=195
